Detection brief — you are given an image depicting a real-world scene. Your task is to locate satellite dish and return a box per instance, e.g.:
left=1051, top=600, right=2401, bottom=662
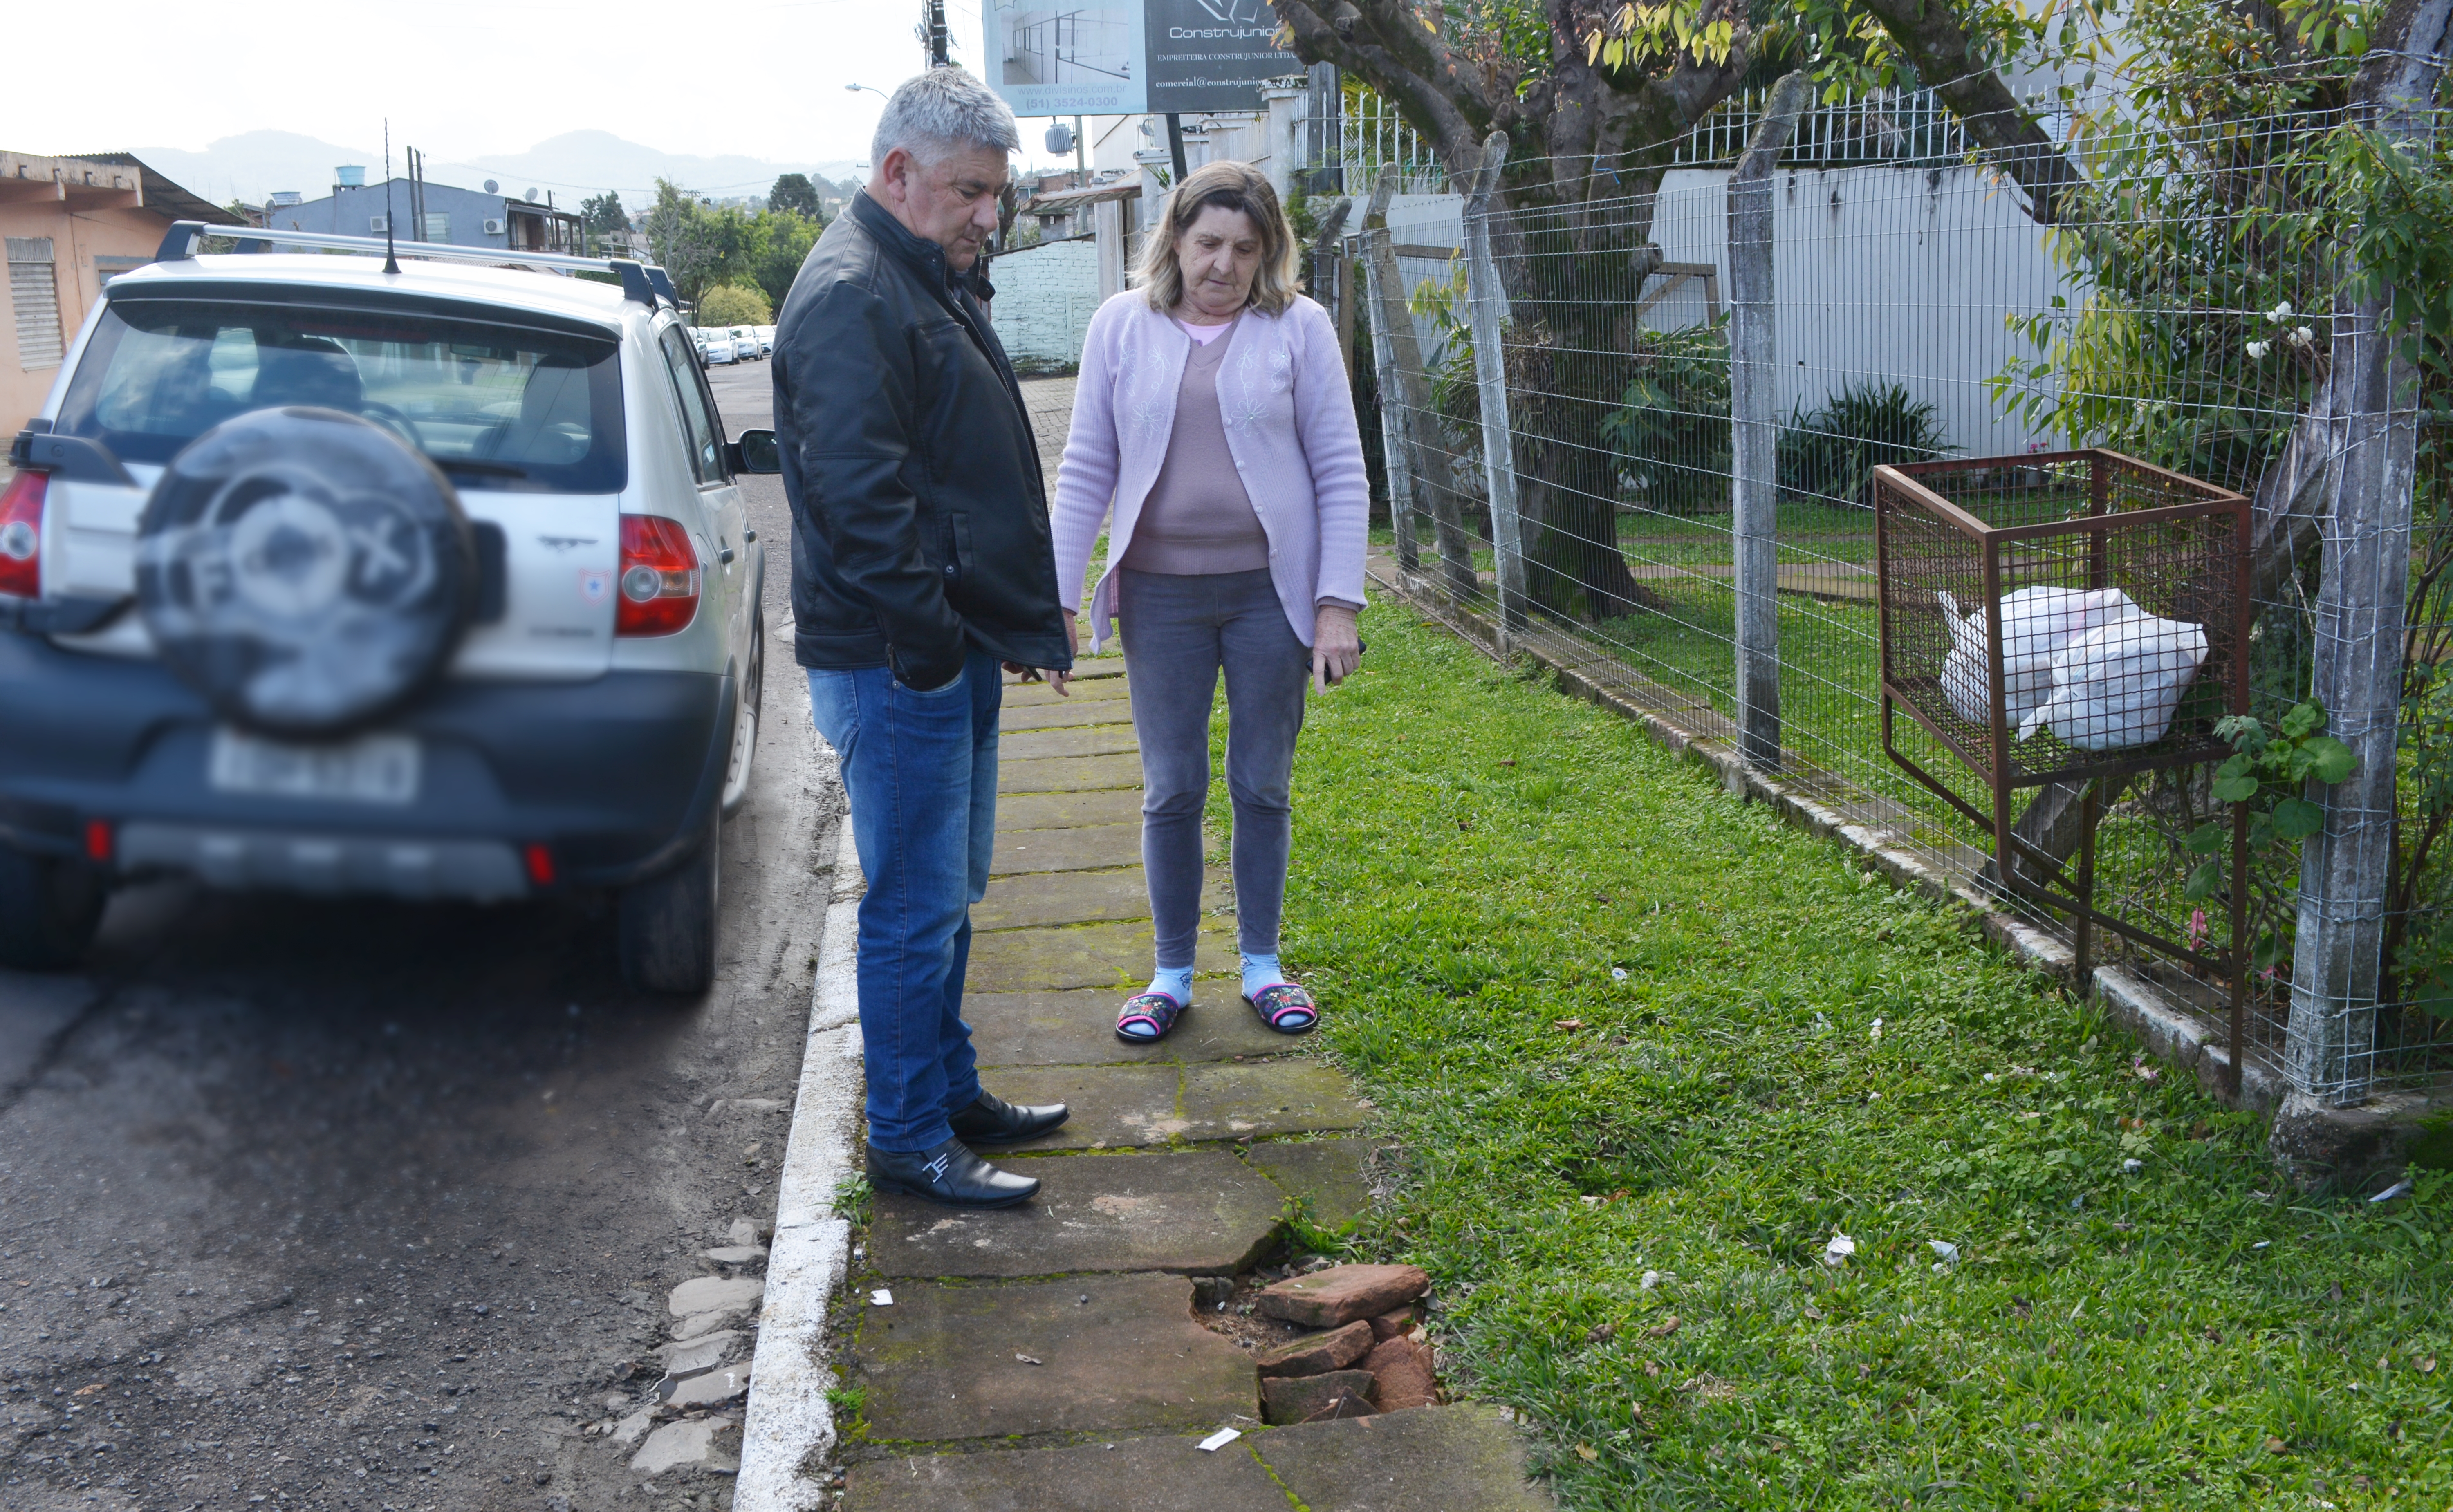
left=525, top=188, right=539, bottom=202
left=484, top=179, right=499, bottom=194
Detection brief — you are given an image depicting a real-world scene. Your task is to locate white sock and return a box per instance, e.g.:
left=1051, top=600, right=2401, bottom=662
left=1146, top=965, right=1193, bottom=1006
left=1241, top=952, right=1289, bottom=1000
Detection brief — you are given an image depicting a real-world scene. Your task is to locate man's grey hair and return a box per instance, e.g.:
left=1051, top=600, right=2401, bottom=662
left=872, top=67, right=1020, bottom=170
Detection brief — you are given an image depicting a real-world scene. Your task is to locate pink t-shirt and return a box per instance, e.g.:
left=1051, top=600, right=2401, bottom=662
left=1117, top=315, right=1270, bottom=576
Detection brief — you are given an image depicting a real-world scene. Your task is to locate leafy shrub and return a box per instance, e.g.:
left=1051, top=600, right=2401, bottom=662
left=1776, top=380, right=1949, bottom=507
left=697, top=283, right=772, bottom=326
left=1598, top=320, right=1731, bottom=517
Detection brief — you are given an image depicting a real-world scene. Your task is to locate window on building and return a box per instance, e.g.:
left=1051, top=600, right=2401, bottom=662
left=422, top=213, right=449, bottom=241
left=93, top=255, right=146, bottom=289
left=7, top=237, right=63, bottom=370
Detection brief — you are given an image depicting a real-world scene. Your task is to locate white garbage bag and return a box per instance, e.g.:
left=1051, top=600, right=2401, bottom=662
left=1936, top=587, right=2139, bottom=729
left=2016, top=611, right=2209, bottom=751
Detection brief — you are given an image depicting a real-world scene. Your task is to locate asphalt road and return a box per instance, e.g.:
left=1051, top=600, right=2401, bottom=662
left=0, top=357, right=834, bottom=1512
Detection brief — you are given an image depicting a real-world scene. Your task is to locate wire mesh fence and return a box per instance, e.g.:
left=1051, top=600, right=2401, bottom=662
left=1329, top=85, right=2453, bottom=1105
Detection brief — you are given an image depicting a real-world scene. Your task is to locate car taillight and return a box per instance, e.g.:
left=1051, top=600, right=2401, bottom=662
left=0, top=468, right=45, bottom=600
left=616, top=515, right=701, bottom=636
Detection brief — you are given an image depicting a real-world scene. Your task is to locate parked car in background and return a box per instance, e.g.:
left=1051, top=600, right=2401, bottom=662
left=755, top=325, right=775, bottom=357
left=702, top=329, right=737, bottom=365
left=731, top=328, right=760, bottom=363
left=0, top=224, right=783, bottom=992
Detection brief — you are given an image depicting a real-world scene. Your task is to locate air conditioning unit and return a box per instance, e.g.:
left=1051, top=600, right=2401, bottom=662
left=368, top=215, right=388, bottom=232
left=483, top=218, right=505, bottom=235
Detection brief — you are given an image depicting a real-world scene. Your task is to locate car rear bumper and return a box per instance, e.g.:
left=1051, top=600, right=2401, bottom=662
left=0, top=632, right=733, bottom=900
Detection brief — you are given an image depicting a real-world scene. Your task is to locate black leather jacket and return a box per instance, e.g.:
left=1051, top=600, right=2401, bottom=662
left=772, top=192, right=1070, bottom=690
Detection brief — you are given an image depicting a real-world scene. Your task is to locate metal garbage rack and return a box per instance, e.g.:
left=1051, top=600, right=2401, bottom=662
left=1873, top=449, right=2256, bottom=1093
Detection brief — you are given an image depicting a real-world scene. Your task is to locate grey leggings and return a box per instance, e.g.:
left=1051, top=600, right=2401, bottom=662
left=1117, top=567, right=1309, bottom=968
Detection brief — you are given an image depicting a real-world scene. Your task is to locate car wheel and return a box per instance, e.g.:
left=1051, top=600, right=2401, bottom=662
left=719, top=605, right=765, bottom=819
left=0, top=846, right=108, bottom=971
left=617, top=814, right=719, bottom=995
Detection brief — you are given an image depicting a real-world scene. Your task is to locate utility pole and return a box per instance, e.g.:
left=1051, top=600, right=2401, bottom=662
left=921, top=0, right=948, bottom=66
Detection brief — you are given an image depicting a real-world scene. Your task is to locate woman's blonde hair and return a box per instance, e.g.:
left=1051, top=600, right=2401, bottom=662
left=1133, top=159, right=1303, bottom=316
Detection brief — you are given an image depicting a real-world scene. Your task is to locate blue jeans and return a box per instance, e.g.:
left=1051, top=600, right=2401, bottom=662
left=806, top=650, right=1002, bottom=1154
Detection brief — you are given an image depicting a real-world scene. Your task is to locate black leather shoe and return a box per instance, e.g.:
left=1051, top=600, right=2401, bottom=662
left=947, top=1090, right=1070, bottom=1145
left=866, top=1138, right=1040, bottom=1209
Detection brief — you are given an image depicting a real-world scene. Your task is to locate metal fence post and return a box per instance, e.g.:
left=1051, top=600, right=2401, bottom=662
left=2282, top=38, right=2448, bottom=1109
left=1357, top=168, right=1419, bottom=572
left=1462, top=132, right=1526, bottom=637
left=1727, top=72, right=1813, bottom=772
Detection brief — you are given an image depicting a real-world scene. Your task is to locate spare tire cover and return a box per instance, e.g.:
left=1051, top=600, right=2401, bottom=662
left=136, top=406, right=474, bottom=737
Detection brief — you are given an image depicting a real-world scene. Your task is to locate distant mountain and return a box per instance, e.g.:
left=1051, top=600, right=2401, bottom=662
left=458, top=132, right=861, bottom=206
left=133, top=129, right=861, bottom=210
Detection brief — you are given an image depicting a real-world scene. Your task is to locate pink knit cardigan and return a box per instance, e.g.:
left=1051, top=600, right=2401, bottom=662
left=1049, top=289, right=1370, bottom=651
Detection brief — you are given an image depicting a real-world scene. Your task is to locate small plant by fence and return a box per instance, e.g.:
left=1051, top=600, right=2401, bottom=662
left=1314, top=62, right=2453, bottom=1112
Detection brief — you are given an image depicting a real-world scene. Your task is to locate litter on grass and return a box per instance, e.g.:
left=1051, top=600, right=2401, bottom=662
left=1611, top=967, right=1628, bottom=981
left=1823, top=1234, right=1857, bottom=1266
left=2123, top=1158, right=2145, bottom=1174
left=1639, top=1270, right=1673, bottom=1290
left=1927, top=1240, right=1959, bottom=1265
left=2370, top=1180, right=2413, bottom=1204
left=1197, top=1427, right=1242, bottom=1452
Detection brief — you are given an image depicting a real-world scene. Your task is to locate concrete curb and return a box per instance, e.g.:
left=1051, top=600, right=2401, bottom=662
left=736, top=774, right=865, bottom=1508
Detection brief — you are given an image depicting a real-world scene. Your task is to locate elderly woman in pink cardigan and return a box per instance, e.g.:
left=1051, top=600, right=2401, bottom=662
left=1049, top=159, right=1370, bottom=1044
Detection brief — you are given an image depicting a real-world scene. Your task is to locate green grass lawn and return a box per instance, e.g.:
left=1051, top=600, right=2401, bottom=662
left=1258, top=598, right=2452, bottom=1510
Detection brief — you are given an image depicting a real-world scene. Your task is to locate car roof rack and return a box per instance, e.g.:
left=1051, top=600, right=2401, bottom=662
left=148, top=221, right=675, bottom=311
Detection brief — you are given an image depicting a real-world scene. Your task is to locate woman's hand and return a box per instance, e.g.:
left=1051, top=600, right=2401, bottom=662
left=1312, top=604, right=1361, bottom=691
left=1002, top=614, right=1079, bottom=696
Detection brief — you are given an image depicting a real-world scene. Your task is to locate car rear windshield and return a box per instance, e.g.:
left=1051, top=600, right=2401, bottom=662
left=54, top=296, right=626, bottom=493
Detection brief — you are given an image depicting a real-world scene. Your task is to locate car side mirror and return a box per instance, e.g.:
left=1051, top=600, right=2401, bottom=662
left=728, top=429, right=781, bottom=475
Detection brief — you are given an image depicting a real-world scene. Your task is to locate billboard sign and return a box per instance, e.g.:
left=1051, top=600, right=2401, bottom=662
left=1146, top=0, right=1302, bottom=114
left=988, top=2, right=1150, bottom=116
left=986, top=0, right=1300, bottom=118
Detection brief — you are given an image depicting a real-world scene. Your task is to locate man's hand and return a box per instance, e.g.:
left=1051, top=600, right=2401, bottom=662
left=1001, top=612, right=1080, bottom=696
left=1312, top=604, right=1361, bottom=691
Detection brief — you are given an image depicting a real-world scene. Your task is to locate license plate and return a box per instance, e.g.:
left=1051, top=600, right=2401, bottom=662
left=208, top=729, right=421, bottom=805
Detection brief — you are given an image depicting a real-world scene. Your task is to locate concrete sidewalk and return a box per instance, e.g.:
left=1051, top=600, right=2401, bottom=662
left=834, top=655, right=1555, bottom=1511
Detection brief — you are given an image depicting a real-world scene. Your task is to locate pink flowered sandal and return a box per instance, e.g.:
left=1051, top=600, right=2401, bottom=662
left=1244, top=982, right=1318, bottom=1035
left=1115, top=991, right=1184, bottom=1044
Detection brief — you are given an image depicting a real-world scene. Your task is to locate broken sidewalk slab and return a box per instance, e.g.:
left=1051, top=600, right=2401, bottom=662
left=999, top=753, right=1146, bottom=794
left=1181, top=1061, right=1371, bottom=1141
left=965, top=921, right=1236, bottom=993
left=868, top=1150, right=1284, bottom=1278
left=1002, top=725, right=1144, bottom=760
left=975, top=1060, right=1365, bottom=1151
left=975, top=867, right=1156, bottom=928
left=1000, top=698, right=1141, bottom=732
left=1252, top=1403, right=1555, bottom=1511
left=1244, top=1138, right=1378, bottom=1230
left=967, top=1064, right=1179, bottom=1150
left=844, top=1432, right=1287, bottom=1512
left=855, top=1274, right=1257, bottom=1443
left=997, top=788, right=1146, bottom=829
left=966, top=988, right=1292, bottom=1067
left=1004, top=676, right=1132, bottom=707
left=629, top=1413, right=742, bottom=1476
left=989, top=823, right=1142, bottom=879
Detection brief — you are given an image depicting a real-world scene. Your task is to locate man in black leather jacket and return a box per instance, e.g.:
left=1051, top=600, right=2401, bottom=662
left=775, top=67, right=1072, bottom=1209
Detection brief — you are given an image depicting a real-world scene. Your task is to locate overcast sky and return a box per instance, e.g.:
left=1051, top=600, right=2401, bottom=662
left=2, top=0, right=1070, bottom=180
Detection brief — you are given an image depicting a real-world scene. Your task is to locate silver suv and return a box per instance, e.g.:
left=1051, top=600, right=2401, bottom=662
left=0, top=223, right=775, bottom=992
